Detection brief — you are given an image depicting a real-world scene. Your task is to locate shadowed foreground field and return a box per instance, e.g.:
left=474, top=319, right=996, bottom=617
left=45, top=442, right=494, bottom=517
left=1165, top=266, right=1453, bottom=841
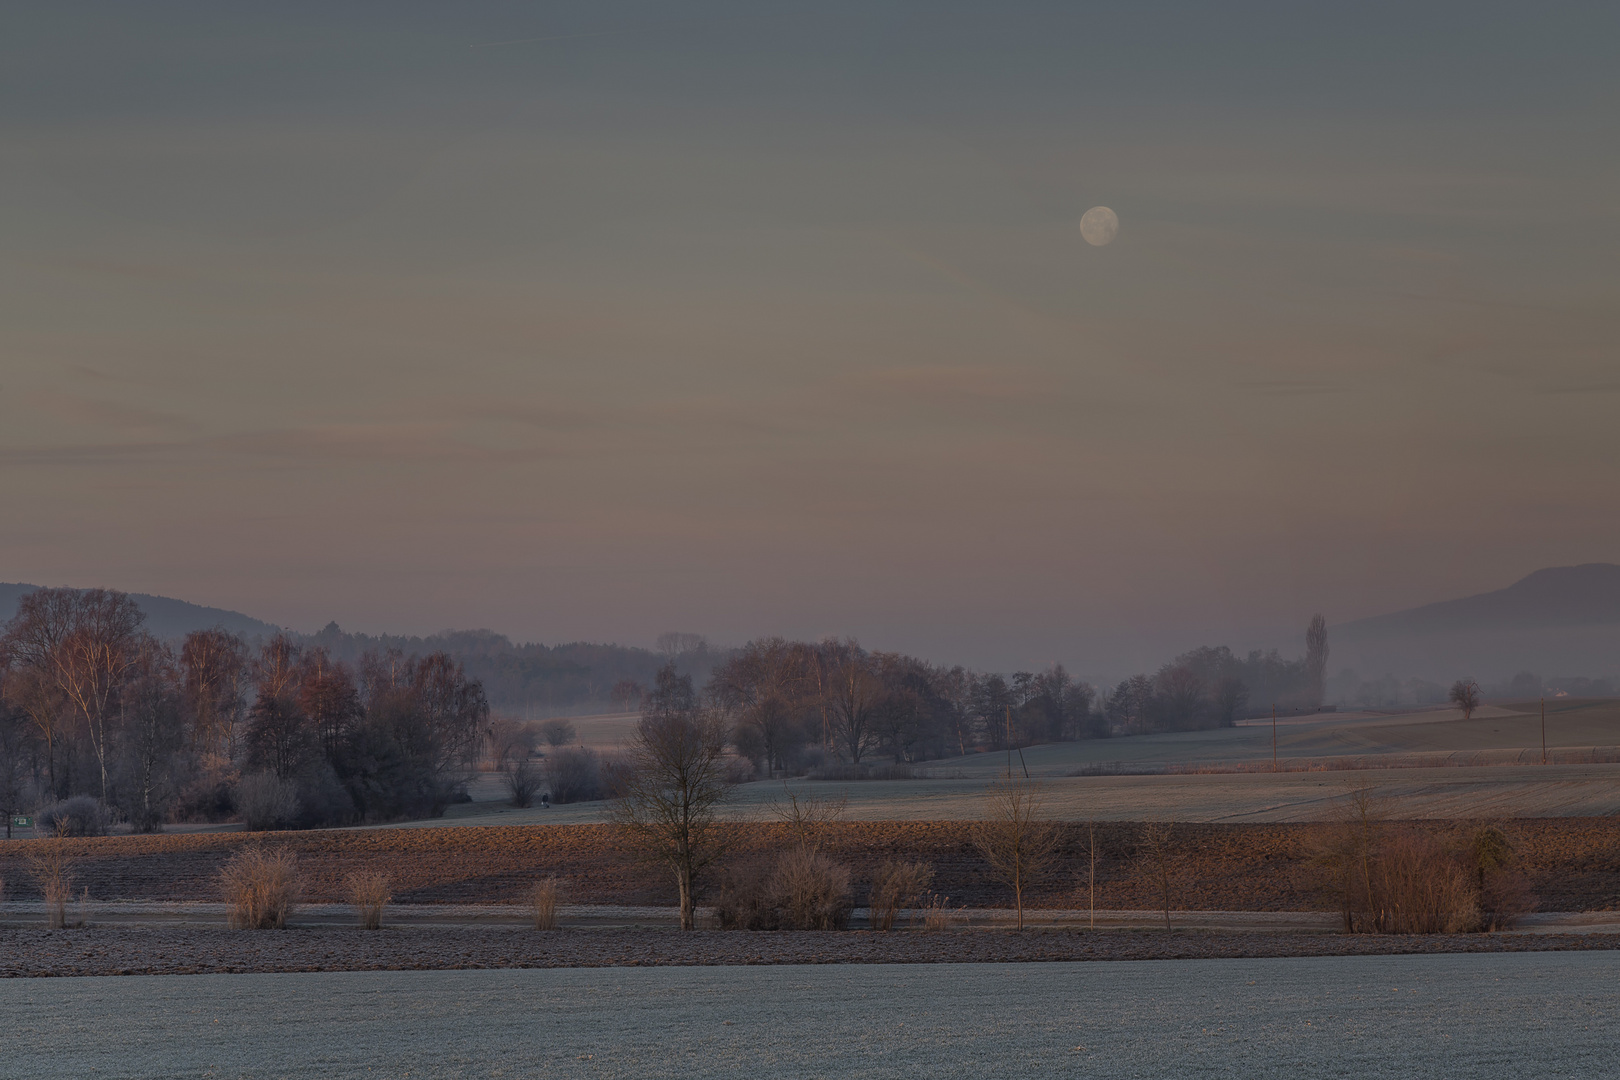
left=5, top=954, right=1620, bottom=1078
left=4, top=818, right=1619, bottom=912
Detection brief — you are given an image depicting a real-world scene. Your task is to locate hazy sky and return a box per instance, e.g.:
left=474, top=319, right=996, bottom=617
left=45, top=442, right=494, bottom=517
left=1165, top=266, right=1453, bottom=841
left=3, top=2, right=1618, bottom=676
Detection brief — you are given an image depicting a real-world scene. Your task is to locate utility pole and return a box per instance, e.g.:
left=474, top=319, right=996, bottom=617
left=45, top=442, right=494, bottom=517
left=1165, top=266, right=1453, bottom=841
left=1272, top=703, right=1278, bottom=770
left=1005, top=706, right=1013, bottom=779
left=1541, top=697, right=1547, bottom=765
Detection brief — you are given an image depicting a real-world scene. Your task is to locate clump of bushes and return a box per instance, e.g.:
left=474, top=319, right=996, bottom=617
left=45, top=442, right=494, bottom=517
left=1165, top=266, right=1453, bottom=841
left=221, top=846, right=302, bottom=929
left=235, top=772, right=300, bottom=831
left=868, top=859, right=935, bottom=931
left=714, top=850, right=853, bottom=931
left=29, top=845, right=74, bottom=929
left=504, top=758, right=542, bottom=808
left=1315, top=792, right=1536, bottom=933
left=544, top=746, right=604, bottom=803
left=346, top=871, right=391, bottom=930
left=530, top=877, right=563, bottom=930
left=37, top=797, right=109, bottom=838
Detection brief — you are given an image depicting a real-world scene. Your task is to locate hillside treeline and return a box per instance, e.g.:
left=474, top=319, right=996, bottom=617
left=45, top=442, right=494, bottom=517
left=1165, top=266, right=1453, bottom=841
left=0, top=588, right=488, bottom=832
left=293, top=624, right=720, bottom=716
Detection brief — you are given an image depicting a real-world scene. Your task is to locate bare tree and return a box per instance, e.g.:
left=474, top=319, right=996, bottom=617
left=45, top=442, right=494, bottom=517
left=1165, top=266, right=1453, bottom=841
left=1449, top=678, right=1482, bottom=720
left=609, top=678, right=643, bottom=712
left=4, top=666, right=68, bottom=799
left=2, top=587, right=145, bottom=800
left=1305, top=614, right=1329, bottom=708
left=539, top=718, right=576, bottom=747
left=973, top=778, right=1059, bottom=930
left=819, top=639, right=880, bottom=764
left=180, top=628, right=248, bottom=759
left=710, top=637, right=810, bottom=776
left=117, top=637, right=186, bottom=832
left=608, top=663, right=732, bottom=930
left=656, top=632, right=707, bottom=659
left=1136, top=821, right=1179, bottom=931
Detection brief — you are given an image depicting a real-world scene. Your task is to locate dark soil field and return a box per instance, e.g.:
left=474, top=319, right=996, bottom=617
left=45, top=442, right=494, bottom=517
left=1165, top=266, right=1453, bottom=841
left=5, top=926, right=1620, bottom=978
left=3, top=818, right=1619, bottom=912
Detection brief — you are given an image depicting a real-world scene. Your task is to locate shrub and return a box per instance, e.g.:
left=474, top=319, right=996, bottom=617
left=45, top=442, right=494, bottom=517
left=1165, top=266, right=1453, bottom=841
left=1313, top=792, right=1535, bottom=934
left=346, top=871, right=391, bottom=930
left=868, top=859, right=935, bottom=931
left=504, top=759, right=542, bottom=808
left=539, top=719, right=576, bottom=747
left=772, top=849, right=852, bottom=931
left=920, top=891, right=956, bottom=932
left=545, top=746, right=603, bottom=803
left=29, top=845, right=74, bottom=930
left=713, top=861, right=782, bottom=931
left=235, top=772, right=300, bottom=831
left=38, top=796, right=109, bottom=838
left=220, top=846, right=301, bottom=929
left=530, top=877, right=563, bottom=930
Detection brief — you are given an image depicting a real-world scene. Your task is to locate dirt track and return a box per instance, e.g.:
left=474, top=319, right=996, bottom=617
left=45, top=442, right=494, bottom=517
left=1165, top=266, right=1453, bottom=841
left=3, top=818, right=1618, bottom=912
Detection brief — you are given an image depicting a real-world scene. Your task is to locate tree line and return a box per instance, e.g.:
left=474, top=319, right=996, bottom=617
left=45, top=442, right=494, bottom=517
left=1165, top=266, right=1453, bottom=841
left=707, top=617, right=1328, bottom=776
left=0, top=588, right=488, bottom=832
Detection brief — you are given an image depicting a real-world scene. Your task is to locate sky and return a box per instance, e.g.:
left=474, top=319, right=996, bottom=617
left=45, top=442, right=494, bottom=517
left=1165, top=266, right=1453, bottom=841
left=2, top=1, right=1618, bottom=677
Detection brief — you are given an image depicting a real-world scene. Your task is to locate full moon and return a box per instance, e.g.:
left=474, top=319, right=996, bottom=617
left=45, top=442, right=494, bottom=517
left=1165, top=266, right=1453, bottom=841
left=1079, top=206, right=1119, bottom=246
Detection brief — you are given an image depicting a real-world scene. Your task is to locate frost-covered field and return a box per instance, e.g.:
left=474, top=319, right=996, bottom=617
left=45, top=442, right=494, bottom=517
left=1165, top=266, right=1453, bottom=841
left=5, top=952, right=1617, bottom=1078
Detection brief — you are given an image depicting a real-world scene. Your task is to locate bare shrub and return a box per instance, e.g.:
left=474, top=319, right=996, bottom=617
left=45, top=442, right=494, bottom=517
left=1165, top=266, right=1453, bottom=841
left=346, top=870, right=390, bottom=930
left=235, top=771, right=300, bottom=831
left=920, top=891, right=957, bottom=932
left=529, top=877, right=563, bottom=930
left=539, top=718, right=576, bottom=747
left=29, top=845, right=74, bottom=929
left=771, top=848, right=852, bottom=930
left=545, top=746, right=603, bottom=803
left=1313, top=789, right=1532, bottom=933
left=504, top=758, right=542, bottom=808
left=1136, top=821, right=1180, bottom=931
left=38, top=796, right=109, bottom=837
left=220, top=846, right=301, bottom=929
left=769, top=786, right=847, bottom=854
left=713, top=861, right=782, bottom=931
left=868, top=859, right=935, bottom=931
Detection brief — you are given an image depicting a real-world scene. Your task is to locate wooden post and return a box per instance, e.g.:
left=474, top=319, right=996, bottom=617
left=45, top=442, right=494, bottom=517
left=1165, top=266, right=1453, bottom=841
left=1272, top=703, right=1278, bottom=769
left=1541, top=697, right=1547, bottom=765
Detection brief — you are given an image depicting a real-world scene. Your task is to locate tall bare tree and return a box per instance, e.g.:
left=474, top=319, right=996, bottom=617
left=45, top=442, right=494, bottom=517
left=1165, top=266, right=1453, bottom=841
left=1305, top=614, right=1329, bottom=708
left=2, top=587, right=145, bottom=799
left=609, top=663, right=732, bottom=930
left=819, top=639, right=880, bottom=764
left=181, top=628, right=248, bottom=759
left=974, top=777, right=1059, bottom=930
left=3, top=665, right=68, bottom=798
left=710, top=637, right=809, bottom=776
left=118, top=637, right=187, bottom=832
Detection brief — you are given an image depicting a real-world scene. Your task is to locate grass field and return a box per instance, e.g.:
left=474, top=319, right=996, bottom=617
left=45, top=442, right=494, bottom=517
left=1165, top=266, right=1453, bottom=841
left=8, top=955, right=1620, bottom=1078
left=461, top=699, right=1620, bottom=826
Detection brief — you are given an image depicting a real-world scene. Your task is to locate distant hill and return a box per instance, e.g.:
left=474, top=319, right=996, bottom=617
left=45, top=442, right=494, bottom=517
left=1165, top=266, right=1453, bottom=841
left=0, top=582, right=282, bottom=643
left=0, top=583, right=708, bottom=716
left=1333, top=564, right=1620, bottom=684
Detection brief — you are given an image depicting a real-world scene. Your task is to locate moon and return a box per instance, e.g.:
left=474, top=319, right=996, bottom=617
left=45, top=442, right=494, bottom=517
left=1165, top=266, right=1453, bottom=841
left=1079, top=206, right=1119, bottom=246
